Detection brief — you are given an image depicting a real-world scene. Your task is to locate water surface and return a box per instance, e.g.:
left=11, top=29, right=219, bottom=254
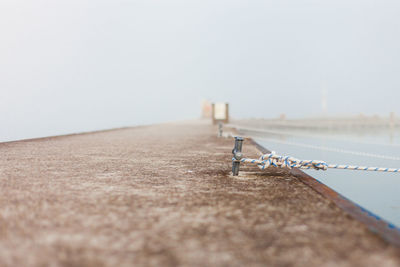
left=241, top=128, right=400, bottom=226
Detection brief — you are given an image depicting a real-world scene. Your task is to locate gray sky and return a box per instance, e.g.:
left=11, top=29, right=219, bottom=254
left=1, top=0, right=400, bottom=141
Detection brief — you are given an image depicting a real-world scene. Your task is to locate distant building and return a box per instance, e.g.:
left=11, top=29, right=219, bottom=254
left=211, top=102, right=229, bottom=124
left=201, top=99, right=212, bottom=118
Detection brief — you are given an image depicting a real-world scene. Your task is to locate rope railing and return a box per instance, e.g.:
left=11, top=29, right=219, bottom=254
left=230, top=136, right=400, bottom=176
left=219, top=124, right=400, bottom=175
left=236, top=151, right=400, bottom=173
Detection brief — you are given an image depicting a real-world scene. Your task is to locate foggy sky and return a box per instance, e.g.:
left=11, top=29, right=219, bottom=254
left=1, top=0, right=400, bottom=141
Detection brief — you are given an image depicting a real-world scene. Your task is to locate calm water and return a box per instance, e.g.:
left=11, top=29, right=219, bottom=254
left=242, top=128, right=400, bottom=227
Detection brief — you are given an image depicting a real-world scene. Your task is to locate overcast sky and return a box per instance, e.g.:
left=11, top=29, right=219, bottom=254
left=1, top=0, right=400, bottom=141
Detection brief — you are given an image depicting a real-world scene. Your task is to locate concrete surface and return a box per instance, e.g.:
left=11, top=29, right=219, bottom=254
left=0, top=120, right=399, bottom=266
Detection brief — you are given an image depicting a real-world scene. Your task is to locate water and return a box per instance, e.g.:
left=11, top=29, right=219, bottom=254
left=241, top=128, right=400, bottom=227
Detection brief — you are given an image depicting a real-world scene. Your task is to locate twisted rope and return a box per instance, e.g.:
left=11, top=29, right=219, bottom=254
left=236, top=151, right=400, bottom=173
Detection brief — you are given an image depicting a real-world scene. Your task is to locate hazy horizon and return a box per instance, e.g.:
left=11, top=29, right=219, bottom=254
left=1, top=0, right=400, bottom=141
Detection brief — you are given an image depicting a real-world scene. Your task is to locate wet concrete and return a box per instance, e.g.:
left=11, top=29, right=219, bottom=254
left=0, top=120, right=399, bottom=266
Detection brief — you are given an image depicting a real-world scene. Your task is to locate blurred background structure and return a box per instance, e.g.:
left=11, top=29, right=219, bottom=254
left=1, top=0, right=400, bottom=141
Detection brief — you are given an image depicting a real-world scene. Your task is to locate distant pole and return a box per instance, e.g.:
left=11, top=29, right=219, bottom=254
left=225, top=103, right=229, bottom=123
left=390, top=112, right=395, bottom=128
left=321, top=86, right=328, bottom=115
left=211, top=103, right=216, bottom=124
left=218, top=122, right=223, bottom=137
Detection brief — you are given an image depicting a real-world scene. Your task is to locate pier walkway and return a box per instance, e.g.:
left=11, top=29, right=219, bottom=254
left=0, top=120, right=399, bottom=266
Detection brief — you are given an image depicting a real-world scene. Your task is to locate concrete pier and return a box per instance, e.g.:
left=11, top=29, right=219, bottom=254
left=0, top=120, right=399, bottom=266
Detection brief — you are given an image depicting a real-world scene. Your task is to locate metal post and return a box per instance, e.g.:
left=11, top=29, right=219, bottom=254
left=225, top=103, right=229, bottom=124
left=232, top=137, right=244, bottom=176
left=218, top=122, right=223, bottom=137
left=211, top=103, right=216, bottom=125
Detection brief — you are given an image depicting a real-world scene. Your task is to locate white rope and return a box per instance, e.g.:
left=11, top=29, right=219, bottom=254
left=237, top=151, right=400, bottom=173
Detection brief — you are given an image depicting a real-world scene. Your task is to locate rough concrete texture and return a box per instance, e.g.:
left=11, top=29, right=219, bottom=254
left=0, top=120, right=400, bottom=266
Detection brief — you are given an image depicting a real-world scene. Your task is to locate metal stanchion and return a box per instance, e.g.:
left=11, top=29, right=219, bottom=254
left=232, top=137, right=243, bottom=176
left=218, top=122, right=223, bottom=137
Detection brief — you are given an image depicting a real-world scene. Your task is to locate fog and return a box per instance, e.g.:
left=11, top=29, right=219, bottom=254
left=1, top=0, right=400, bottom=141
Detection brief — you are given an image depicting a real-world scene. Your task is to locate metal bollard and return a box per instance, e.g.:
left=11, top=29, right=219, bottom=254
left=232, top=137, right=244, bottom=176
left=218, top=122, right=223, bottom=137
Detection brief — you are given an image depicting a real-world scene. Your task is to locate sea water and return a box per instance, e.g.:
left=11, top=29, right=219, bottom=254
left=242, top=128, right=400, bottom=226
